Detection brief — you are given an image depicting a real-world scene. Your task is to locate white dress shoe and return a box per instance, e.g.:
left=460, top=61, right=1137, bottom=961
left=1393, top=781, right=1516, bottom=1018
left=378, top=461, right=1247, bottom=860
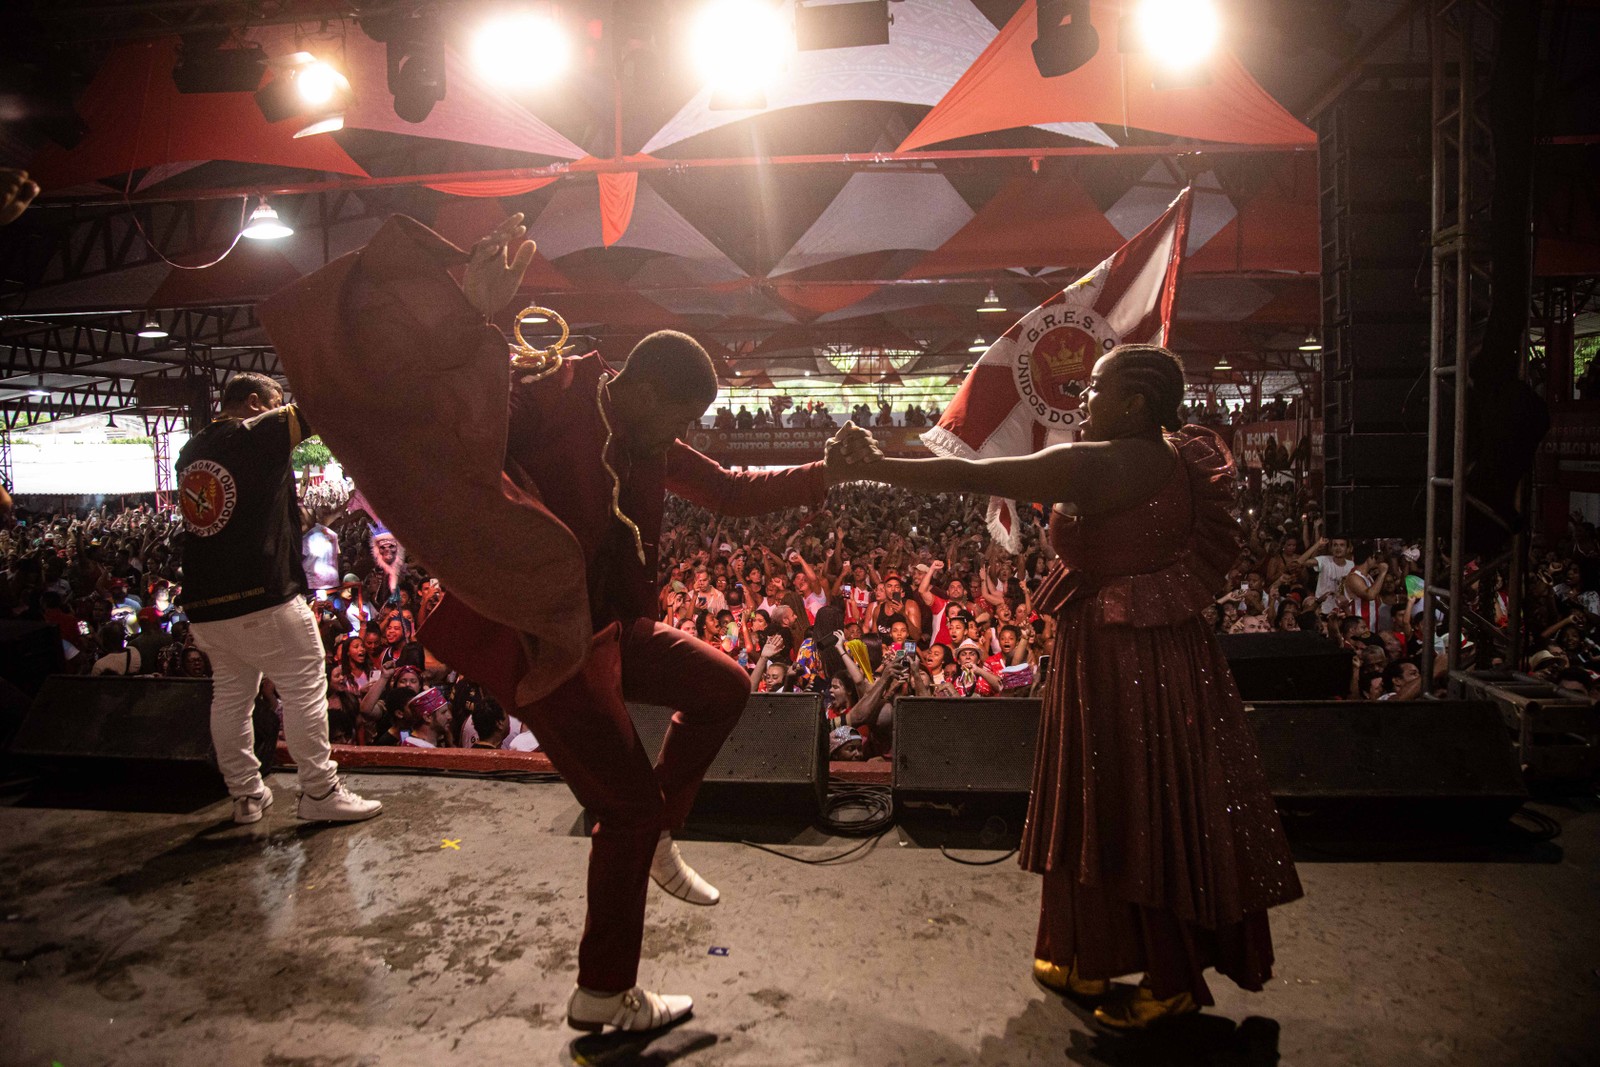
left=566, top=985, right=693, bottom=1032
left=650, top=834, right=720, bottom=906
left=233, top=785, right=274, bottom=825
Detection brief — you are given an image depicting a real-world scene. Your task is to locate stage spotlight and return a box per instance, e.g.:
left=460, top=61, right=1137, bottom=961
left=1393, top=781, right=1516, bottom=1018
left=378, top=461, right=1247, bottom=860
left=388, top=40, right=446, bottom=122
left=1133, top=0, right=1219, bottom=73
left=795, top=0, right=889, bottom=51
left=977, top=289, right=1006, bottom=314
left=137, top=315, right=168, bottom=340
left=242, top=199, right=294, bottom=241
left=1299, top=331, right=1322, bottom=352
left=293, top=115, right=346, bottom=138
left=255, top=52, right=350, bottom=136
left=472, top=12, right=570, bottom=89
left=692, top=0, right=792, bottom=110
left=1032, top=0, right=1099, bottom=78
left=1214, top=356, right=1232, bottom=370
left=296, top=61, right=343, bottom=106
left=968, top=336, right=989, bottom=353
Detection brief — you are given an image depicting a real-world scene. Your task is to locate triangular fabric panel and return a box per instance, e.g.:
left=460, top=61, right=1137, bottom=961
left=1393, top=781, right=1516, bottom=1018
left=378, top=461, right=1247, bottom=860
left=814, top=285, right=960, bottom=323
left=1106, top=164, right=1236, bottom=252
left=769, top=171, right=976, bottom=277
left=148, top=242, right=303, bottom=307
left=599, top=172, right=640, bottom=247
left=277, top=213, right=387, bottom=276
left=643, top=0, right=1114, bottom=154
left=425, top=178, right=559, bottom=197
left=29, top=38, right=367, bottom=188
left=899, top=1, right=1315, bottom=151
left=430, top=197, right=572, bottom=292
left=767, top=281, right=886, bottom=318
left=1187, top=156, right=1319, bottom=273
left=905, top=174, right=1124, bottom=278
left=532, top=177, right=732, bottom=263
left=1173, top=277, right=1277, bottom=322
left=250, top=27, right=587, bottom=160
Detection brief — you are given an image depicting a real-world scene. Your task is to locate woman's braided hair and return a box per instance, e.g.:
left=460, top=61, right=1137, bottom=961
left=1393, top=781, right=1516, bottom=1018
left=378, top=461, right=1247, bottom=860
left=1104, top=343, right=1186, bottom=432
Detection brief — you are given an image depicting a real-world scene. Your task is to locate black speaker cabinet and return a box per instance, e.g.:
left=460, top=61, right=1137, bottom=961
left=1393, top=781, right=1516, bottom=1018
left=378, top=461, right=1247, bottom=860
left=628, top=694, right=827, bottom=815
left=1324, top=432, right=1431, bottom=485
left=0, top=620, right=66, bottom=696
left=892, top=697, right=1040, bottom=795
left=1323, top=483, right=1428, bottom=539
left=1326, top=374, right=1432, bottom=433
left=1331, top=210, right=1429, bottom=267
left=1247, top=700, right=1526, bottom=817
left=1326, top=322, right=1431, bottom=377
left=1334, top=268, right=1431, bottom=324
left=10, top=674, right=275, bottom=774
left=1219, top=633, right=1352, bottom=701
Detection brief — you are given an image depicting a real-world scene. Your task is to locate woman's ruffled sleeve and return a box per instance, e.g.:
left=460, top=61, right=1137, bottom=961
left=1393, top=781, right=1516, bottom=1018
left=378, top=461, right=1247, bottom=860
left=1170, top=425, right=1246, bottom=597
left=1036, top=426, right=1242, bottom=628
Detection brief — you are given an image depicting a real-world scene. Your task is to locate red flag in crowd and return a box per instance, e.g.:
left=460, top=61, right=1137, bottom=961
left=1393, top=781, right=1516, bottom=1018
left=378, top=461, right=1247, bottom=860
left=921, top=187, right=1194, bottom=549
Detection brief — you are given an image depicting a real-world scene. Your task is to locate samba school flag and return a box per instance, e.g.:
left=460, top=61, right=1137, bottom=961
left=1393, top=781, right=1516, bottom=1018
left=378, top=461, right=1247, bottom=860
left=921, top=187, right=1193, bottom=550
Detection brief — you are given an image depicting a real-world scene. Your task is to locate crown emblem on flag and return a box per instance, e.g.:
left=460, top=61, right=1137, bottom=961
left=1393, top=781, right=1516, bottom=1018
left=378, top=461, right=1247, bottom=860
left=1036, top=331, right=1090, bottom=381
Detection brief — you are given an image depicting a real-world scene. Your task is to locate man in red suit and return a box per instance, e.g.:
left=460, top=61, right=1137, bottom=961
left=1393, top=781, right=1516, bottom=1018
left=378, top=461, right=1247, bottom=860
left=262, top=213, right=844, bottom=1033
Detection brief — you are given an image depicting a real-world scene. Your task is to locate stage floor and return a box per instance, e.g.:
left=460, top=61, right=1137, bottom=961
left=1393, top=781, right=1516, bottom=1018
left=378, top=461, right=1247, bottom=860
left=1, top=771, right=1596, bottom=1067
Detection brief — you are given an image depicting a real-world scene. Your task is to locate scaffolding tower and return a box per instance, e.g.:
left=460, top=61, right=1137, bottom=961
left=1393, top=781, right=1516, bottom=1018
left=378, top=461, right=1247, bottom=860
left=1421, top=0, right=1502, bottom=690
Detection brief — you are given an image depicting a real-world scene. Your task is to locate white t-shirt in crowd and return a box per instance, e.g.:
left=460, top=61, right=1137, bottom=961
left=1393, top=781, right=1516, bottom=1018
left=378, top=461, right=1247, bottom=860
left=803, top=591, right=827, bottom=621
left=1313, top=555, right=1355, bottom=613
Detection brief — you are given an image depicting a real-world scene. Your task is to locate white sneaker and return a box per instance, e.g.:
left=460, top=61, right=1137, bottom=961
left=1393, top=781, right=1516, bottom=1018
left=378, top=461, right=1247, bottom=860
left=566, top=985, right=693, bottom=1032
left=296, top=782, right=383, bottom=823
left=650, top=834, right=720, bottom=906
left=232, top=786, right=274, bottom=825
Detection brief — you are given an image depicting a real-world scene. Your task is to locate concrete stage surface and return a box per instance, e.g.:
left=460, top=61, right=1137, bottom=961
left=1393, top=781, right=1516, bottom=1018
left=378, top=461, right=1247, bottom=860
left=1, top=771, right=1596, bottom=1067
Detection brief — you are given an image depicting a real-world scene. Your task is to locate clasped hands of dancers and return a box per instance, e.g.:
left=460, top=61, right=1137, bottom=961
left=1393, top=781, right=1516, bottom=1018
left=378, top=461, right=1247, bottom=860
left=259, top=212, right=1301, bottom=1037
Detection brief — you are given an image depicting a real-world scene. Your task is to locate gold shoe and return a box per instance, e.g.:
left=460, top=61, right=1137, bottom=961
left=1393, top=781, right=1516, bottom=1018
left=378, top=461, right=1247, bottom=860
left=1033, top=958, right=1109, bottom=998
left=1092, top=982, right=1199, bottom=1030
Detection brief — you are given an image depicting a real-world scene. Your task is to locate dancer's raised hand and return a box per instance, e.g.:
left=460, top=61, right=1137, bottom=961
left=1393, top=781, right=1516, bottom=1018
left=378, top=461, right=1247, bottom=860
left=464, top=213, right=537, bottom=318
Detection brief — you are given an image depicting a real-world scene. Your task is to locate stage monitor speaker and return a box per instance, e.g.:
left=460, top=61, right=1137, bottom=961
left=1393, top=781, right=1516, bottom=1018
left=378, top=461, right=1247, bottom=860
left=9, top=675, right=275, bottom=773
left=1218, top=633, right=1351, bottom=701
left=0, top=620, right=66, bottom=696
left=892, top=697, right=1040, bottom=795
left=1247, top=700, right=1526, bottom=817
left=628, top=694, right=827, bottom=815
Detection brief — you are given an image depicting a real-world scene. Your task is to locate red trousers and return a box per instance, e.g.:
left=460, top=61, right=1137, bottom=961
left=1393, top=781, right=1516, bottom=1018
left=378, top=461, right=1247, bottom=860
left=518, top=616, right=750, bottom=992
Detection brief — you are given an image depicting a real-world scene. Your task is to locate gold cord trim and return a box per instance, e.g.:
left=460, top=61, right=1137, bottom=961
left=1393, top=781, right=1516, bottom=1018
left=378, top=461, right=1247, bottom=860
left=596, top=372, right=647, bottom=565
left=509, top=305, right=571, bottom=383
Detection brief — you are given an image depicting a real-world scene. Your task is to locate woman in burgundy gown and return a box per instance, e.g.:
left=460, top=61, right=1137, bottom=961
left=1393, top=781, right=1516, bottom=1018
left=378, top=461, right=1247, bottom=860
left=831, top=344, right=1302, bottom=1028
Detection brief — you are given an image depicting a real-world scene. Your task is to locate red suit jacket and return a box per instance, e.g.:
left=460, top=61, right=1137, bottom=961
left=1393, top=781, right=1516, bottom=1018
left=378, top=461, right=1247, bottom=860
left=422, top=350, right=828, bottom=707
left=260, top=215, right=590, bottom=705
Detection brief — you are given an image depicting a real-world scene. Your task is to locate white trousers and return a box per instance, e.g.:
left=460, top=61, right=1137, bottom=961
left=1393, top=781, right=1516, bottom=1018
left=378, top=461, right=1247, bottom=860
left=190, top=596, right=338, bottom=798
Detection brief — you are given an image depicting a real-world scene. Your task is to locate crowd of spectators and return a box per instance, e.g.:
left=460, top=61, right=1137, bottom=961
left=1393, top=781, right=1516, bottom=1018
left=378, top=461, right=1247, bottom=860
left=5, top=416, right=1598, bottom=762
left=709, top=397, right=941, bottom=431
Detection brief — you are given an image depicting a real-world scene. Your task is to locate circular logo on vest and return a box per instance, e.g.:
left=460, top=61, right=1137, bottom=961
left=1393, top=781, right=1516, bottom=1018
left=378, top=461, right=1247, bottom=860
left=178, top=460, right=237, bottom=537
left=1012, top=306, right=1119, bottom=429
